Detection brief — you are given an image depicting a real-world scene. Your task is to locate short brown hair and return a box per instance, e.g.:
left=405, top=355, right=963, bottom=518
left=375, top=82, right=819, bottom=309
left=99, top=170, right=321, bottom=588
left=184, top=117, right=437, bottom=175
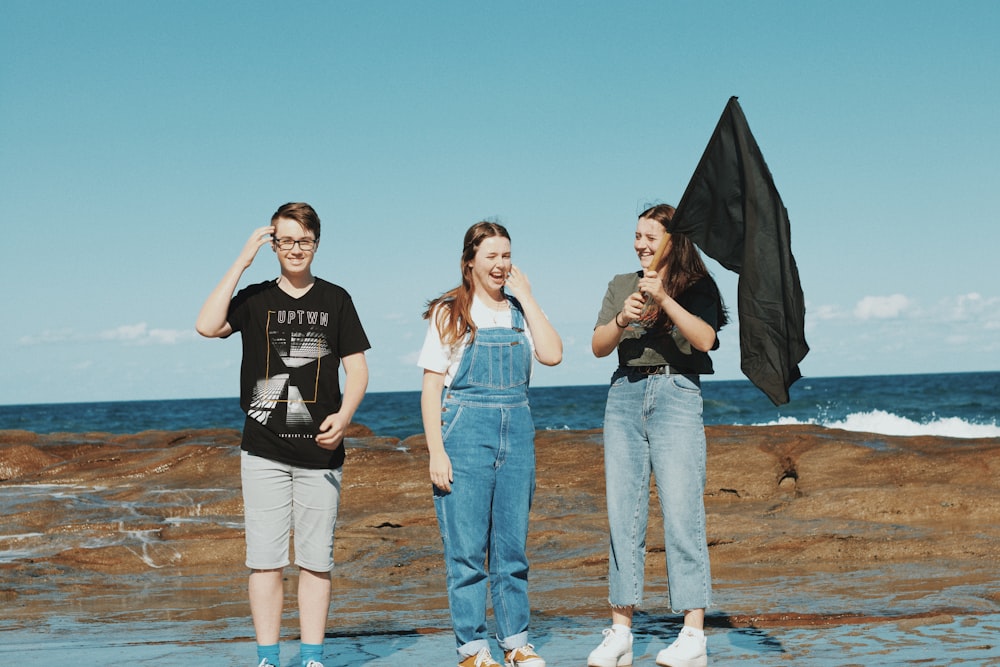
left=271, top=202, right=321, bottom=240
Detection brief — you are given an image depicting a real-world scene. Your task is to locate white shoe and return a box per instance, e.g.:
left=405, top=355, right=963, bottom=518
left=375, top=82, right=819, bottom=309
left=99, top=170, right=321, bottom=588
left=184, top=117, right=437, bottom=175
left=587, top=627, right=633, bottom=667
left=655, top=627, right=707, bottom=667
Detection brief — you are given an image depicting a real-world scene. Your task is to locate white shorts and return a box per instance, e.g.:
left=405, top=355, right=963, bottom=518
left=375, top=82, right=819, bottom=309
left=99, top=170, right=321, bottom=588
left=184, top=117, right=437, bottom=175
left=240, top=451, right=343, bottom=573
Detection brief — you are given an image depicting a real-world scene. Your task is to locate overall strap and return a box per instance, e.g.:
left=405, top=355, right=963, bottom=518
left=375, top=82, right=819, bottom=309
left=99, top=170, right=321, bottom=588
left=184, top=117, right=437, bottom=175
left=508, top=295, right=526, bottom=331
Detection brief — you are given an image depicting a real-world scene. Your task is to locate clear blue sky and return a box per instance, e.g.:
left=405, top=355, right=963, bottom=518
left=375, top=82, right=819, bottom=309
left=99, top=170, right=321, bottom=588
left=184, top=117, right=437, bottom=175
left=3, top=1, right=998, bottom=406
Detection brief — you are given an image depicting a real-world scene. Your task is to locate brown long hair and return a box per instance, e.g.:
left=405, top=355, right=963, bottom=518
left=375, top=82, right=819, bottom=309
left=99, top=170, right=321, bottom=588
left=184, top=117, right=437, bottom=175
left=641, top=204, right=729, bottom=329
left=422, top=221, right=511, bottom=345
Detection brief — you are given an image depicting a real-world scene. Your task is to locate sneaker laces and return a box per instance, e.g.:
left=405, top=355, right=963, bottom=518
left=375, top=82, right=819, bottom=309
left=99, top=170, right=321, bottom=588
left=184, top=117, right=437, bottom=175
left=599, top=627, right=621, bottom=646
left=508, top=644, right=540, bottom=659
left=472, top=647, right=496, bottom=667
left=665, top=628, right=704, bottom=654
left=676, top=627, right=703, bottom=645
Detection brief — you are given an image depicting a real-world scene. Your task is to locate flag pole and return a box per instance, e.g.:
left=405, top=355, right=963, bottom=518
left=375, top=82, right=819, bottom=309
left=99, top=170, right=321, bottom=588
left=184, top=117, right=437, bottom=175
left=646, top=231, right=671, bottom=276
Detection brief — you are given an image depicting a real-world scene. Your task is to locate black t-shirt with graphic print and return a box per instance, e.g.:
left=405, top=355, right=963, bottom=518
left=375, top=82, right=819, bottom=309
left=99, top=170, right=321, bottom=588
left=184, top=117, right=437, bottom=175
left=226, top=278, right=370, bottom=469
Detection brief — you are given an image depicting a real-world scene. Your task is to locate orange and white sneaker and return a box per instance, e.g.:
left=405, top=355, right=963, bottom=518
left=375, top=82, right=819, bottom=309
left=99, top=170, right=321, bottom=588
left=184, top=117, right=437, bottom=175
left=459, top=647, right=502, bottom=667
left=504, top=643, right=546, bottom=667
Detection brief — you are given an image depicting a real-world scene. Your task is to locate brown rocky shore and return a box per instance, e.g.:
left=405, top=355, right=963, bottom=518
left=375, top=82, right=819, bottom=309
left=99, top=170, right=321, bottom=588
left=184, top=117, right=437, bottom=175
left=1, top=424, right=998, bottom=656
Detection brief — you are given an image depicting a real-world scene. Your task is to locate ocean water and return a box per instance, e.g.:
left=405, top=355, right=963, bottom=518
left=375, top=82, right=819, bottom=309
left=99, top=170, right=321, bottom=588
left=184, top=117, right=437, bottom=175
left=1, top=371, right=998, bottom=440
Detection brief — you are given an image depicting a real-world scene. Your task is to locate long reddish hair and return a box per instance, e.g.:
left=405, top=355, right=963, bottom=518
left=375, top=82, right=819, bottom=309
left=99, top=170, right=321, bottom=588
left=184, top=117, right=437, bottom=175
left=423, top=221, right=511, bottom=345
left=642, top=204, right=729, bottom=328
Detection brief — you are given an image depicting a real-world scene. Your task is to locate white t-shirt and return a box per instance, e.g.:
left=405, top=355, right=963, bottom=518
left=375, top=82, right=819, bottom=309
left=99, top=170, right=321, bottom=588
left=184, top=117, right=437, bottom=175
left=417, top=295, right=535, bottom=387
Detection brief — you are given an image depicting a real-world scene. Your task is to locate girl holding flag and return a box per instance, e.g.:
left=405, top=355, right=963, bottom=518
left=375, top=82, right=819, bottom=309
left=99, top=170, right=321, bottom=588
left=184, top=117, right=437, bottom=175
left=588, top=204, right=728, bottom=667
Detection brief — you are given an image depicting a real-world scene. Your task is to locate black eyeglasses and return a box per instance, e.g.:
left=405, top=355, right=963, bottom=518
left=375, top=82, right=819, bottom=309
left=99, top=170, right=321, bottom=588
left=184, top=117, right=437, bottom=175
left=274, top=238, right=317, bottom=251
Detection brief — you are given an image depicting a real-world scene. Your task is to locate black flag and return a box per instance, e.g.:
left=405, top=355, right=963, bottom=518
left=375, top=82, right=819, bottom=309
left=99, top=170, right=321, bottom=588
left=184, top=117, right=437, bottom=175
left=670, top=97, right=808, bottom=405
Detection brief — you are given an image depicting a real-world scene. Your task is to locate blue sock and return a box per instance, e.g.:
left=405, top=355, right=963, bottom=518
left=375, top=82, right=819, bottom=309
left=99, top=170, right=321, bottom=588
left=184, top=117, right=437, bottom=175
left=257, top=643, right=280, bottom=666
left=300, top=642, right=324, bottom=666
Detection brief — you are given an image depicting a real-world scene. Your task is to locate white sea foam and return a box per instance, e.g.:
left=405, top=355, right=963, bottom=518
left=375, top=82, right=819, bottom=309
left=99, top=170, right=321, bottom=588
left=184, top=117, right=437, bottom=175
left=765, top=410, right=1000, bottom=439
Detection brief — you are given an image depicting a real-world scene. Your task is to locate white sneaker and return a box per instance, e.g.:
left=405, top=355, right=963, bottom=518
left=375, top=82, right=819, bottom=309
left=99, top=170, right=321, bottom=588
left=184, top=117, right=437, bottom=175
left=655, top=627, right=707, bottom=667
left=587, top=627, right=633, bottom=667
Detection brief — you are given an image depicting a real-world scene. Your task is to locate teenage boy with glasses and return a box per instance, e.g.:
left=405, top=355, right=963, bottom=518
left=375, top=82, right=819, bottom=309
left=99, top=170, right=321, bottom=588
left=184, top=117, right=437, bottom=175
left=196, top=202, right=370, bottom=667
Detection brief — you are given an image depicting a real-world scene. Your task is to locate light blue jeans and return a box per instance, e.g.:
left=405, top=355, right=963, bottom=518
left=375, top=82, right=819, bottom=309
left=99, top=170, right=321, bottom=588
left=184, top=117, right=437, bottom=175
left=603, top=368, right=712, bottom=612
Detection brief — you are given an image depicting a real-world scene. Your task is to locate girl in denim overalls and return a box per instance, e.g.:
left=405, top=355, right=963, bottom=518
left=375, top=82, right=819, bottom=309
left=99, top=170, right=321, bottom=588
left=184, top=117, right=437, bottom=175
left=418, top=222, right=562, bottom=667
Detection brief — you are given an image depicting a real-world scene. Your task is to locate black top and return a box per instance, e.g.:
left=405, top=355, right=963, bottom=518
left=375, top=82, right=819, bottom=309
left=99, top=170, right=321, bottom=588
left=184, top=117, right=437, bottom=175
left=227, top=278, right=370, bottom=469
left=595, top=272, right=722, bottom=374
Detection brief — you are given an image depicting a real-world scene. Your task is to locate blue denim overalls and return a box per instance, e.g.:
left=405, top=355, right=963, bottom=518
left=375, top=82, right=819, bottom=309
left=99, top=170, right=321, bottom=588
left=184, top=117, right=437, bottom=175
left=434, top=299, right=537, bottom=658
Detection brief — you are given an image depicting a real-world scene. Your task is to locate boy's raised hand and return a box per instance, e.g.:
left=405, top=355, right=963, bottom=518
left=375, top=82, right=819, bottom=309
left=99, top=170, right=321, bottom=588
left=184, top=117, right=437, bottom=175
left=238, top=225, right=275, bottom=268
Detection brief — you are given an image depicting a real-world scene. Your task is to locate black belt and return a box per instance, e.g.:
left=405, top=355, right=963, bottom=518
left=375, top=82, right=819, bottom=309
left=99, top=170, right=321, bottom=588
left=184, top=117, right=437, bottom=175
left=627, top=365, right=674, bottom=375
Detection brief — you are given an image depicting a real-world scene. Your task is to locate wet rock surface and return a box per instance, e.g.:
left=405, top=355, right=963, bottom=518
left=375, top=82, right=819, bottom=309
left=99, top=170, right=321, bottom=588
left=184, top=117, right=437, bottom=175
left=1, top=425, right=998, bottom=642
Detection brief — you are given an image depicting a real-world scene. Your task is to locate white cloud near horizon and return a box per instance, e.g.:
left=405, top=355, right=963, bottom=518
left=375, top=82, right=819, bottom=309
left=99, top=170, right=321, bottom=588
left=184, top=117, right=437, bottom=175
left=809, top=304, right=847, bottom=322
left=854, top=294, right=913, bottom=320
left=98, top=323, right=198, bottom=345
left=18, top=323, right=196, bottom=346
left=939, top=292, right=1000, bottom=323
left=808, top=292, right=1000, bottom=330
